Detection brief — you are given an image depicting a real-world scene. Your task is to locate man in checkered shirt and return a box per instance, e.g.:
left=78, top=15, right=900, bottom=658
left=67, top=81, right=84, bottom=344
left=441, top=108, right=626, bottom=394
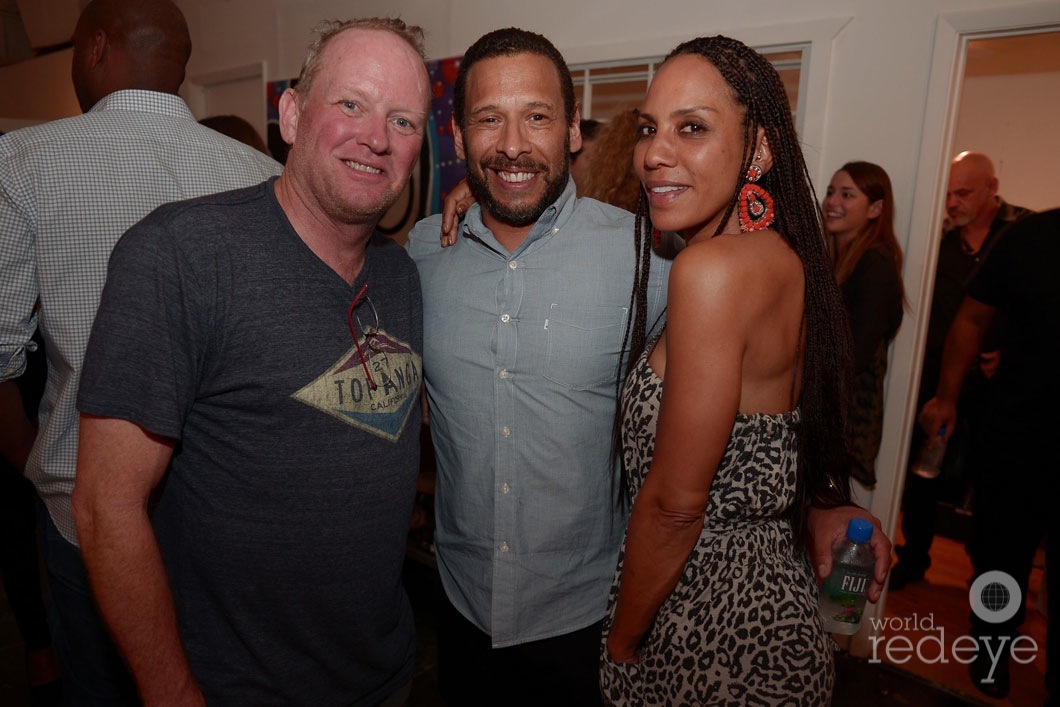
left=0, top=0, right=280, bottom=702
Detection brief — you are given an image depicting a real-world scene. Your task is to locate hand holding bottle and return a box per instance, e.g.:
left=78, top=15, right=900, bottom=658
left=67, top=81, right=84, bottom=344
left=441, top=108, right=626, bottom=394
left=819, top=518, right=875, bottom=635
left=918, top=396, right=956, bottom=443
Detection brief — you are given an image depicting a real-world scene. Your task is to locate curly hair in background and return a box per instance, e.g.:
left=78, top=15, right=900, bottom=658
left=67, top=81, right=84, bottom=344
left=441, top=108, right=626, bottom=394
left=578, top=108, right=643, bottom=213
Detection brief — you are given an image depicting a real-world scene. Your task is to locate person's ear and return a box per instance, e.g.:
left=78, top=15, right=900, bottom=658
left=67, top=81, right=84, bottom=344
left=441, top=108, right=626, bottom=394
left=986, top=176, right=999, bottom=197
left=87, top=29, right=108, bottom=69
left=278, top=88, right=300, bottom=146
left=753, top=128, right=774, bottom=175
left=569, top=105, right=583, bottom=155
left=452, top=115, right=466, bottom=161
left=868, top=200, right=884, bottom=219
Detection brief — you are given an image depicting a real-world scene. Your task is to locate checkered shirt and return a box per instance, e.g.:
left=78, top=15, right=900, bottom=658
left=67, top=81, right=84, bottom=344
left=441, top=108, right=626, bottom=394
left=0, top=90, right=282, bottom=544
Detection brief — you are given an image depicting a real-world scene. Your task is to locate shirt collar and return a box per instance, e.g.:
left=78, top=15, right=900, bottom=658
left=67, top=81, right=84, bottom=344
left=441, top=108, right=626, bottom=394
left=460, top=178, right=578, bottom=256
left=994, top=198, right=1025, bottom=226
left=88, top=90, right=196, bottom=123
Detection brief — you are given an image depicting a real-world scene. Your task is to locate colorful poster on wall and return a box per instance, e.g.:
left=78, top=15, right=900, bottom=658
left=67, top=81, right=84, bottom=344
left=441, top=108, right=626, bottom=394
left=265, top=56, right=463, bottom=238
left=425, top=56, right=463, bottom=217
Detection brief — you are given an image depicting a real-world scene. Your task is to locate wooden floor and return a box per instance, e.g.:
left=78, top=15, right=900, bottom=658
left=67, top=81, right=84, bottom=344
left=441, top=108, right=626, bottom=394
left=882, top=518, right=1048, bottom=706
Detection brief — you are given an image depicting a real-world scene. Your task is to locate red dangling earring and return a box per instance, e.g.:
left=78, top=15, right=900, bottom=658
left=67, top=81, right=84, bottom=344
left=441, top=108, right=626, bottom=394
left=738, top=163, right=775, bottom=232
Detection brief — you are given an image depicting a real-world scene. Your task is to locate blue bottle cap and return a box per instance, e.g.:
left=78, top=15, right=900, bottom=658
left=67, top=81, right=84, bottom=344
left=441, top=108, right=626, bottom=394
left=846, top=517, right=874, bottom=544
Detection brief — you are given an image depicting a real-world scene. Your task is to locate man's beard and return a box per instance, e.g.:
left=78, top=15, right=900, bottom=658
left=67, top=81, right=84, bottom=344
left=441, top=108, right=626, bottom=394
left=467, top=155, right=570, bottom=228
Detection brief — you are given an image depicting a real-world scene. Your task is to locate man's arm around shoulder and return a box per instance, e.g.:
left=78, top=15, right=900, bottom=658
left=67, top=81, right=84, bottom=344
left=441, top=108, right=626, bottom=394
left=72, top=414, right=205, bottom=707
left=405, top=214, right=446, bottom=261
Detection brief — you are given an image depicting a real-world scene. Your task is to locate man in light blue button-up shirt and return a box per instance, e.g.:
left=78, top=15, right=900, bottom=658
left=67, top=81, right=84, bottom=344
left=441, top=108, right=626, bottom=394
left=408, top=28, right=670, bottom=705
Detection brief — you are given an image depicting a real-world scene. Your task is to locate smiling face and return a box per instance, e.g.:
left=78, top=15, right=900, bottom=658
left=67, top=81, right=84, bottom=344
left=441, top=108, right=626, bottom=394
left=822, top=170, right=882, bottom=245
left=634, top=54, right=756, bottom=242
left=279, top=28, right=429, bottom=227
left=454, top=52, right=580, bottom=236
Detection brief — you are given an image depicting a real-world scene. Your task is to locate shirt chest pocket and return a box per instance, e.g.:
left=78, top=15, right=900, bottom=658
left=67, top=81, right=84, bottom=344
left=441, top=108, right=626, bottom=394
left=543, top=303, right=628, bottom=391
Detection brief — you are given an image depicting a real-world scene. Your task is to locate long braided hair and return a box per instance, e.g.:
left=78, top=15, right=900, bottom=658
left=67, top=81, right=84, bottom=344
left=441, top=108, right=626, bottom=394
left=616, top=36, right=854, bottom=544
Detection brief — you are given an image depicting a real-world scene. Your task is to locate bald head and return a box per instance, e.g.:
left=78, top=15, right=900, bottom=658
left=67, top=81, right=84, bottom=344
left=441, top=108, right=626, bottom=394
left=946, top=151, right=999, bottom=229
left=71, top=0, right=191, bottom=112
left=951, top=151, right=996, bottom=181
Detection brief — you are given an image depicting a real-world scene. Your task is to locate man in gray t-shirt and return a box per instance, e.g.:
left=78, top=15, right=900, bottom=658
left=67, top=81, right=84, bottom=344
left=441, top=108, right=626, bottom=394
left=72, top=19, right=431, bottom=705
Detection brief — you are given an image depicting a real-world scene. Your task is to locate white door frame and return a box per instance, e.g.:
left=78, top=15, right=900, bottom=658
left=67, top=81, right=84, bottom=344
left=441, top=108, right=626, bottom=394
left=183, top=61, right=269, bottom=143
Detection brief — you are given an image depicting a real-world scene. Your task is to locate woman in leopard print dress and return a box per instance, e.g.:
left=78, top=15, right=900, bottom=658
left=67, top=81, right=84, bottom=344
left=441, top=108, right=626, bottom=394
left=601, top=36, right=859, bottom=705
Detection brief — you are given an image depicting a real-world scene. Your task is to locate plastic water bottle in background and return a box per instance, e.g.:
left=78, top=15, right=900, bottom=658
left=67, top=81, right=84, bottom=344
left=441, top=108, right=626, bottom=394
left=912, top=426, right=948, bottom=479
left=819, top=517, right=875, bottom=635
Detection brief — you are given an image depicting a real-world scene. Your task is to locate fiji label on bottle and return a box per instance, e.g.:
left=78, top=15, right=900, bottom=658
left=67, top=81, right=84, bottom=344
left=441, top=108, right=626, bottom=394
left=840, top=574, right=869, bottom=593
left=820, top=564, right=872, bottom=630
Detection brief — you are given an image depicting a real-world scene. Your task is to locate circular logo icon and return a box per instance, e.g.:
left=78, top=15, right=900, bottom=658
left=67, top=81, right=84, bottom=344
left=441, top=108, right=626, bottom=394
left=968, top=570, right=1021, bottom=624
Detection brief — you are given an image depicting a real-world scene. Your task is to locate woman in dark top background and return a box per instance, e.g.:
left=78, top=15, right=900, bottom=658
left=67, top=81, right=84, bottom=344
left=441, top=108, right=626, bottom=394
left=823, top=161, right=905, bottom=487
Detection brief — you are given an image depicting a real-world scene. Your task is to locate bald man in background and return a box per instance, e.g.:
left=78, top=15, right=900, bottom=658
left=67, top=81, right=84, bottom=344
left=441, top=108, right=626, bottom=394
left=920, top=207, right=1060, bottom=699
left=891, top=151, right=1032, bottom=591
left=0, top=0, right=281, bottom=702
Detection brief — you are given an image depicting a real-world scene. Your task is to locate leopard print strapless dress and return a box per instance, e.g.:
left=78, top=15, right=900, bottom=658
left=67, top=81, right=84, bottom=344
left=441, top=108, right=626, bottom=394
left=600, top=345, right=834, bottom=706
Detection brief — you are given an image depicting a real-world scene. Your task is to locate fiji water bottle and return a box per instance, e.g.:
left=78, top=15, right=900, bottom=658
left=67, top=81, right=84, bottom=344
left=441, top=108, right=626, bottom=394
left=819, top=517, right=874, bottom=635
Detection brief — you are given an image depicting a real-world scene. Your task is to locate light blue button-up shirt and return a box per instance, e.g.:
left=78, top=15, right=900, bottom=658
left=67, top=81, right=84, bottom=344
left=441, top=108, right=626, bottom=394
left=408, top=181, right=670, bottom=647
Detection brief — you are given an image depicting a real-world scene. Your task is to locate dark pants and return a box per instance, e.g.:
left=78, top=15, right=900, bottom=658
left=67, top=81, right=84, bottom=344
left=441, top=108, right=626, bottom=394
left=897, top=470, right=942, bottom=573
left=436, top=589, right=604, bottom=706
left=1, top=336, right=51, bottom=654
left=900, top=420, right=983, bottom=571
left=0, top=467, right=51, bottom=651
left=965, top=435, right=1056, bottom=701
left=37, top=502, right=140, bottom=706
left=900, top=370, right=989, bottom=571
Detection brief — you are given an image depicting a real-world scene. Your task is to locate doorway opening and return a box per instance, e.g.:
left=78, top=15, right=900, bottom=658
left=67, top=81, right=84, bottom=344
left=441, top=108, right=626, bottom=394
left=879, top=18, right=1059, bottom=705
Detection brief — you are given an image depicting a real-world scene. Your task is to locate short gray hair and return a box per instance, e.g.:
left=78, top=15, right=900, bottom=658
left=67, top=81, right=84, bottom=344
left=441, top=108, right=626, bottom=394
left=295, top=18, right=426, bottom=106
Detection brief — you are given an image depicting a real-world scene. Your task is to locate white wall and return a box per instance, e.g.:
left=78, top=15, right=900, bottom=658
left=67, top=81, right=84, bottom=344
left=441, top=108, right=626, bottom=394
left=954, top=69, right=1060, bottom=212
left=0, top=47, right=78, bottom=121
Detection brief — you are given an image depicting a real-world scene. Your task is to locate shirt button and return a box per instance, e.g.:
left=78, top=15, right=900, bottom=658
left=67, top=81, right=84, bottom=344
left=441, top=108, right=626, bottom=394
left=501, top=314, right=510, bottom=323
left=508, top=260, right=518, bottom=270
left=499, top=369, right=509, bottom=379
left=500, top=542, right=510, bottom=553
left=501, top=426, right=511, bottom=437
left=501, top=483, right=510, bottom=494
left=552, top=227, right=559, bottom=234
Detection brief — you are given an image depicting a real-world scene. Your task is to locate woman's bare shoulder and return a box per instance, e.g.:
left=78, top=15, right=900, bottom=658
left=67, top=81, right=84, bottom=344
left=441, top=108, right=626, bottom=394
left=670, top=230, right=796, bottom=301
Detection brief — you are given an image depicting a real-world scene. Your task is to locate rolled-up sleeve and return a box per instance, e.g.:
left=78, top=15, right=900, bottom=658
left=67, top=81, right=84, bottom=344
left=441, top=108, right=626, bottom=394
left=0, top=146, right=39, bottom=380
